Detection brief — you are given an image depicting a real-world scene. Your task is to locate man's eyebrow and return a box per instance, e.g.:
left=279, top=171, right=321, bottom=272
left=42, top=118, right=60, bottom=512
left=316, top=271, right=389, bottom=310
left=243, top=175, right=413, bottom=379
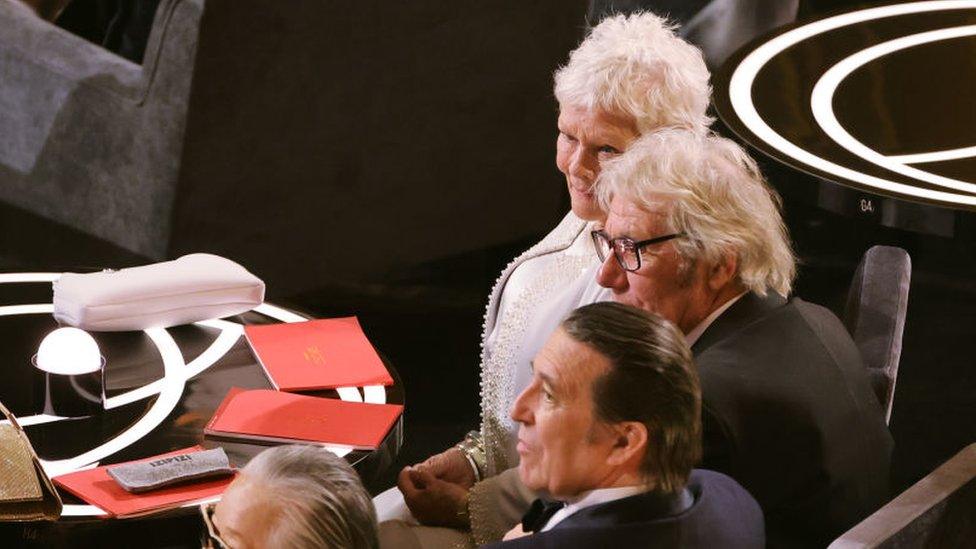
left=538, top=372, right=558, bottom=390
left=529, top=361, right=557, bottom=389
left=539, top=374, right=559, bottom=389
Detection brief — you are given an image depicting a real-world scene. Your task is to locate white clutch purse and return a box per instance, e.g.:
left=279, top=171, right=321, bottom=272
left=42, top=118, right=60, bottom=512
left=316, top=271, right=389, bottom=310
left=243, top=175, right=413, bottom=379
left=53, top=254, right=265, bottom=331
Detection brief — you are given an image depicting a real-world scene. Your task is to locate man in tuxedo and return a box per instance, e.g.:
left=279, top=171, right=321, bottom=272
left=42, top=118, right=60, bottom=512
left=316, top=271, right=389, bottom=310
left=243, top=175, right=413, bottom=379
left=592, top=129, right=893, bottom=547
left=483, top=301, right=763, bottom=548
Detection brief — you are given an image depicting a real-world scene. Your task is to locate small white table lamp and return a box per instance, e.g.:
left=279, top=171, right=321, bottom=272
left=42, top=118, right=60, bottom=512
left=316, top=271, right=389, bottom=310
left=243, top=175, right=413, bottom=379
left=32, top=327, right=106, bottom=417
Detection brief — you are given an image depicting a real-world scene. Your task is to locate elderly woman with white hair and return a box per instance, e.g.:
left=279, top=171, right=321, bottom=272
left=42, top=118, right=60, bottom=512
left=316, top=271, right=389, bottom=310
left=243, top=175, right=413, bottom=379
left=203, top=445, right=379, bottom=549
left=374, top=11, right=712, bottom=548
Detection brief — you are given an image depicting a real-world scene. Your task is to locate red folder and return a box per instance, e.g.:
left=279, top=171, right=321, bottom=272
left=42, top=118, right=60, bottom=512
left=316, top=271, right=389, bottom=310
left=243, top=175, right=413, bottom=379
left=244, top=317, right=393, bottom=391
left=52, top=446, right=235, bottom=518
left=205, top=388, right=402, bottom=450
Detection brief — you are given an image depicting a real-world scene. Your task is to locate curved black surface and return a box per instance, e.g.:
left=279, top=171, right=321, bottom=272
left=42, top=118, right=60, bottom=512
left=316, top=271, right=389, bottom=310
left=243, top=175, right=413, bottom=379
left=714, top=1, right=976, bottom=213
left=0, top=275, right=403, bottom=547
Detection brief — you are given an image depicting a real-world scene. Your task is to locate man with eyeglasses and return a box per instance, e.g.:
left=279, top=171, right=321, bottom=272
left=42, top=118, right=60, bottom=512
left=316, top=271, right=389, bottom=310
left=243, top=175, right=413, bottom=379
left=590, top=128, right=893, bottom=548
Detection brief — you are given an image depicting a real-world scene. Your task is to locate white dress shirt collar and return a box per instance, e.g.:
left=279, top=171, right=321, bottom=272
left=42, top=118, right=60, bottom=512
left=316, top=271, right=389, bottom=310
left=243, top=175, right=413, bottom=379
left=684, top=291, right=747, bottom=347
left=541, top=485, right=646, bottom=532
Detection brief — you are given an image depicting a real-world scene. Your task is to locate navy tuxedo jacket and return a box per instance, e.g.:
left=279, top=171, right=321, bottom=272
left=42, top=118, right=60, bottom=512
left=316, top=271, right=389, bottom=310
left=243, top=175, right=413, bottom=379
left=482, top=469, right=764, bottom=549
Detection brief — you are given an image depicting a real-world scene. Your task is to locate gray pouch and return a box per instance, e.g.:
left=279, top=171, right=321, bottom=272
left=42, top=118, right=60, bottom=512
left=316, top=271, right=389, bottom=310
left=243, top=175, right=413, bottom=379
left=107, top=448, right=234, bottom=493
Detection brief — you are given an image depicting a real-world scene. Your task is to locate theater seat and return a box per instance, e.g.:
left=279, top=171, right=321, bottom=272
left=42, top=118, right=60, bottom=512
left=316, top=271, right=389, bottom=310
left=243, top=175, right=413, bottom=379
left=843, top=246, right=911, bottom=424
left=0, top=0, right=581, bottom=295
left=0, top=0, right=200, bottom=262
left=681, top=0, right=799, bottom=70
left=586, top=0, right=800, bottom=70
left=829, top=443, right=976, bottom=548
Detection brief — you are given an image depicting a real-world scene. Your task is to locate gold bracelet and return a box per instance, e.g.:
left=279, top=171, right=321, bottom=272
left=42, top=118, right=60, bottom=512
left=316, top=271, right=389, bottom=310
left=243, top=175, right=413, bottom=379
left=455, top=431, right=487, bottom=482
left=457, top=447, right=481, bottom=483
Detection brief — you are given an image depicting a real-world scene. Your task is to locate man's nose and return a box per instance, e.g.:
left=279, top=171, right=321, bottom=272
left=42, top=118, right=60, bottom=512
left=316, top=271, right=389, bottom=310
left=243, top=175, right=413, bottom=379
left=510, top=387, right=533, bottom=425
left=596, top=252, right=627, bottom=290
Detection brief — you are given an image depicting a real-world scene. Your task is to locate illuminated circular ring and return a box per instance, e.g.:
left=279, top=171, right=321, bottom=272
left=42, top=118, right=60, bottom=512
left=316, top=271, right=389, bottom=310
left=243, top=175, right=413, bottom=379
left=728, top=0, right=976, bottom=207
left=811, top=25, right=976, bottom=191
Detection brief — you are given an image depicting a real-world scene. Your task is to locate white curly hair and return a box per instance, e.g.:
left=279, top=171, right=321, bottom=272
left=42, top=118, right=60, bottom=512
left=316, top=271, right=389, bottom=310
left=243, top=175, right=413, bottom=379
left=554, top=12, right=713, bottom=132
left=598, top=129, right=796, bottom=297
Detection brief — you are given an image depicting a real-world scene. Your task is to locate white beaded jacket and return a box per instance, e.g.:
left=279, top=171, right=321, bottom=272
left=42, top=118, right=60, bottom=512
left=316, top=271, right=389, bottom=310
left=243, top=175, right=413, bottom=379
left=478, top=211, right=609, bottom=477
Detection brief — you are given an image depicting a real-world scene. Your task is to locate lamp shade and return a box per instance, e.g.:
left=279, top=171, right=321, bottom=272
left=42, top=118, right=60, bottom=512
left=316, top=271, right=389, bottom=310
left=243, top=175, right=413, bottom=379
left=35, top=327, right=103, bottom=375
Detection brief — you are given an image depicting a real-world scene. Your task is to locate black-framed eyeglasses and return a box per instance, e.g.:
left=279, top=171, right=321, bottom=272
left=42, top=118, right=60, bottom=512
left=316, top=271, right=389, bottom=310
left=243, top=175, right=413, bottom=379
left=591, top=229, right=683, bottom=272
left=200, top=502, right=230, bottom=549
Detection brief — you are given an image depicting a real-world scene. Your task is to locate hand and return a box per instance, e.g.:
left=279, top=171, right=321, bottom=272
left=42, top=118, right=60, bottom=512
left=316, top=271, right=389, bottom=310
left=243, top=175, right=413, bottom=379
left=414, top=447, right=476, bottom=489
left=398, top=466, right=470, bottom=529
left=503, top=524, right=530, bottom=541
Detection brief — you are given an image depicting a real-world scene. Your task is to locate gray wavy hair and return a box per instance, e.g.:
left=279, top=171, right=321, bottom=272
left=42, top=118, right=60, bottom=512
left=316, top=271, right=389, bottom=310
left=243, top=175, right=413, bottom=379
left=598, top=129, right=796, bottom=296
left=243, top=445, right=379, bottom=549
left=554, top=12, right=712, bottom=132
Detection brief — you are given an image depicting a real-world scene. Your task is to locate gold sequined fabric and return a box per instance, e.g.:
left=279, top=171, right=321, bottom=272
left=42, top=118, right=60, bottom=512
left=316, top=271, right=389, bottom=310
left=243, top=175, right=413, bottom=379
left=0, top=401, right=62, bottom=521
left=0, top=424, right=42, bottom=502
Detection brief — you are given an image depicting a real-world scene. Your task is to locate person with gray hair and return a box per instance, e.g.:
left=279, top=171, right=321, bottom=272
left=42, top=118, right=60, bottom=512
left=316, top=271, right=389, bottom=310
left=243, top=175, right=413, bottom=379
left=204, top=445, right=378, bottom=549
left=592, top=128, right=893, bottom=547
left=594, top=126, right=796, bottom=306
left=375, top=11, right=713, bottom=548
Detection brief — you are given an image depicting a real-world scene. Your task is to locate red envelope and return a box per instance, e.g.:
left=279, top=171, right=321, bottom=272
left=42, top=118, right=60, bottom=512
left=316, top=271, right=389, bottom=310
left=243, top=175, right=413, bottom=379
left=205, top=388, right=403, bottom=450
left=244, top=317, right=393, bottom=391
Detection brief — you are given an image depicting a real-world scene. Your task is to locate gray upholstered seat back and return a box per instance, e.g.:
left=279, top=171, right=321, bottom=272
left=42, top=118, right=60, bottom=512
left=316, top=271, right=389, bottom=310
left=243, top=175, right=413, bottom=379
left=843, top=245, right=911, bottom=424
left=1, top=0, right=584, bottom=296
left=829, top=444, right=976, bottom=548
left=586, top=0, right=800, bottom=71
left=0, top=0, right=203, bottom=259
left=681, top=0, right=799, bottom=70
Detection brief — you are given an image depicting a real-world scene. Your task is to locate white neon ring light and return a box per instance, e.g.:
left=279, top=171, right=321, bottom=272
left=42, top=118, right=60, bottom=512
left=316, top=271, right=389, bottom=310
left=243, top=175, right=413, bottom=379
left=41, top=327, right=188, bottom=477
left=811, top=25, right=976, bottom=190
left=887, top=145, right=976, bottom=164
left=728, top=0, right=976, bottom=206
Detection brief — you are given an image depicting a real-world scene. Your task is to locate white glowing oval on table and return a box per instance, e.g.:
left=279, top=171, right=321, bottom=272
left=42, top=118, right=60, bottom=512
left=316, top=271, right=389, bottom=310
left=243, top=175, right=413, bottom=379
left=41, top=327, right=188, bottom=478
left=810, top=25, right=976, bottom=190
left=726, top=0, right=976, bottom=207
left=887, top=145, right=976, bottom=165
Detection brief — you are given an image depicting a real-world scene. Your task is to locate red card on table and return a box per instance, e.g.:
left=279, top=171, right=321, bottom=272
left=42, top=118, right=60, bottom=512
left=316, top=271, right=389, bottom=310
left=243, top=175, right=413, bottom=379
left=244, top=317, right=393, bottom=391
left=53, top=446, right=235, bottom=518
left=205, top=388, right=403, bottom=450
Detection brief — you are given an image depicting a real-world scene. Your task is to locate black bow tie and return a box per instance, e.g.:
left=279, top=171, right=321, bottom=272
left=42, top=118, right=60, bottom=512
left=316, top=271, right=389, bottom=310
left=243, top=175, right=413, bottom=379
left=521, top=498, right=566, bottom=533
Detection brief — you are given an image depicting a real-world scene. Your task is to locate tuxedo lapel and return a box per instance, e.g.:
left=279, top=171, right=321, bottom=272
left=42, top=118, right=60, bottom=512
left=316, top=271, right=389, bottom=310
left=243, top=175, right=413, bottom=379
left=691, top=292, right=786, bottom=355
left=522, top=499, right=566, bottom=533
